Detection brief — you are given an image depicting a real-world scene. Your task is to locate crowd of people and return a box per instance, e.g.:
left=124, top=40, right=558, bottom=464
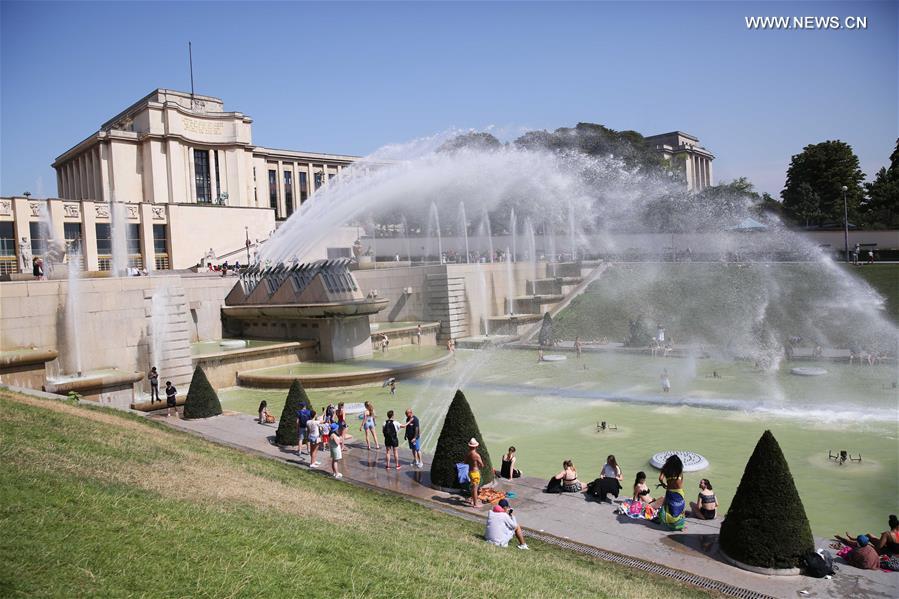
left=283, top=400, right=423, bottom=478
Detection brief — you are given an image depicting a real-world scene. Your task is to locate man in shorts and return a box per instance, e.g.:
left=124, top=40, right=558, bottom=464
left=382, top=410, right=401, bottom=469
left=466, top=438, right=485, bottom=507
left=401, top=409, right=422, bottom=468
left=296, top=402, right=311, bottom=457
left=164, top=381, right=177, bottom=417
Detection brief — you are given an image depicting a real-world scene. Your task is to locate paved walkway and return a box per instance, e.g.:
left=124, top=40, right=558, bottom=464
left=157, top=410, right=896, bottom=599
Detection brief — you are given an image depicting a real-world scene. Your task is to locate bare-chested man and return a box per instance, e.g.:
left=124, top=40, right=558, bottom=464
left=466, top=438, right=485, bottom=507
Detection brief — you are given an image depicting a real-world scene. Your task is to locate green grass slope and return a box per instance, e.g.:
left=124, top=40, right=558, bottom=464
left=0, top=391, right=712, bottom=599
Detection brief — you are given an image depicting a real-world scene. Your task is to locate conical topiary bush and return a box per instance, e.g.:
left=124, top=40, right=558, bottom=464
left=719, top=430, right=813, bottom=569
left=182, top=366, right=222, bottom=419
left=430, top=389, right=493, bottom=489
left=538, top=313, right=553, bottom=347
left=275, top=379, right=309, bottom=446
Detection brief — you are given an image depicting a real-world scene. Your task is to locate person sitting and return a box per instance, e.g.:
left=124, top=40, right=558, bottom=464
left=650, top=454, right=686, bottom=530
left=596, top=454, right=623, bottom=501
left=846, top=535, right=881, bottom=570
left=689, top=478, right=717, bottom=520
left=836, top=514, right=899, bottom=555
left=632, top=471, right=653, bottom=504
left=257, top=400, right=274, bottom=424
left=499, top=446, right=521, bottom=479
left=554, top=459, right=584, bottom=492
left=484, top=499, right=528, bottom=550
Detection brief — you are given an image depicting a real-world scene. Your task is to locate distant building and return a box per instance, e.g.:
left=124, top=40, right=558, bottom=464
left=645, top=131, right=714, bottom=192
left=0, top=89, right=360, bottom=274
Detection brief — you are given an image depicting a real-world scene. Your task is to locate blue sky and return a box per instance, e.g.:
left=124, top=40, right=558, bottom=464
left=1, top=1, right=896, bottom=197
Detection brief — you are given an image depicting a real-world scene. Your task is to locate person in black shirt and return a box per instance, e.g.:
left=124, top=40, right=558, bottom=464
left=401, top=409, right=422, bottom=468
left=164, top=381, right=177, bottom=417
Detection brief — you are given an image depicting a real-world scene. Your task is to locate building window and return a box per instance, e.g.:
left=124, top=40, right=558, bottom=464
left=29, top=222, right=50, bottom=257
left=0, top=222, right=15, bottom=275
left=194, top=149, right=211, bottom=203
left=284, top=170, right=293, bottom=217
left=153, top=224, right=170, bottom=270
left=268, top=169, right=278, bottom=212
left=314, top=171, right=323, bottom=190
left=214, top=150, right=222, bottom=202
left=95, top=223, right=112, bottom=270
left=299, top=172, right=308, bottom=203
left=63, top=223, right=84, bottom=267
left=126, top=223, right=141, bottom=255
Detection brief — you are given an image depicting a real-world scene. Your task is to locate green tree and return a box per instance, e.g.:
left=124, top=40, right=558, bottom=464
left=861, top=138, right=899, bottom=229
left=430, top=390, right=494, bottom=489
left=275, top=380, right=309, bottom=446
left=793, top=182, right=822, bottom=227
left=182, top=366, right=222, bottom=419
left=754, top=192, right=784, bottom=219
left=719, top=430, right=814, bottom=569
left=781, top=140, right=865, bottom=226
left=438, top=132, right=502, bottom=153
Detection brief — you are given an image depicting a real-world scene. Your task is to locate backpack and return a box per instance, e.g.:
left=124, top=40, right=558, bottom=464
left=382, top=420, right=398, bottom=445
left=545, top=477, right=563, bottom=494
left=802, top=549, right=835, bottom=578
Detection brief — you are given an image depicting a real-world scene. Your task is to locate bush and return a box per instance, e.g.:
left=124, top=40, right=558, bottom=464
left=275, top=380, right=309, bottom=446
left=182, top=366, right=222, bottom=419
left=719, top=430, right=814, bottom=569
left=538, top=313, right=553, bottom=347
left=430, top=389, right=493, bottom=488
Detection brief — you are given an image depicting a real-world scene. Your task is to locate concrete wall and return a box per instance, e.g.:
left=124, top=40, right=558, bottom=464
left=182, top=275, right=235, bottom=342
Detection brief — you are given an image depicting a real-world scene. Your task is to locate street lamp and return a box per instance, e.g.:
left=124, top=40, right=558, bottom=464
left=841, top=185, right=849, bottom=263
left=245, top=226, right=250, bottom=265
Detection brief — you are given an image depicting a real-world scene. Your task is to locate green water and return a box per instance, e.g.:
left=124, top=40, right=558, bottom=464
left=246, top=346, right=448, bottom=375
left=220, top=348, right=898, bottom=537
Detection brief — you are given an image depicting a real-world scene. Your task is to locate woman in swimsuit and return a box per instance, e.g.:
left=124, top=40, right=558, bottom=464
left=650, top=454, right=686, bottom=530
left=632, top=471, right=653, bottom=504
left=553, top=459, right=584, bottom=493
left=837, top=514, right=899, bottom=555
left=359, top=401, right=380, bottom=450
left=499, top=446, right=521, bottom=479
left=689, top=478, right=717, bottom=520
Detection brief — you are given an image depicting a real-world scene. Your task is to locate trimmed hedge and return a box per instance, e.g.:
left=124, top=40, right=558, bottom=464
left=182, top=366, right=222, bottom=419
left=275, top=380, right=309, bottom=446
left=430, top=389, right=493, bottom=488
left=538, top=313, right=553, bottom=347
left=719, top=430, right=814, bottom=569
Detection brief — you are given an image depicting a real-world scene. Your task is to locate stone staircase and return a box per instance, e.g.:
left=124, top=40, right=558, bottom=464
left=425, top=273, right=469, bottom=342
left=143, top=282, right=193, bottom=392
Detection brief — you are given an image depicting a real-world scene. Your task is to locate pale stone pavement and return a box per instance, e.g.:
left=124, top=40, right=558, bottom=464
left=157, top=410, right=896, bottom=599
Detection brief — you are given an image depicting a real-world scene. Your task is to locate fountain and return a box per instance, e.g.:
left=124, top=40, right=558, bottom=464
left=400, top=214, right=412, bottom=263
left=458, top=201, right=470, bottom=263
left=509, top=208, right=517, bottom=262
left=480, top=208, right=494, bottom=263
left=110, top=198, right=128, bottom=276
left=504, top=247, right=515, bottom=316
left=65, top=245, right=83, bottom=377
left=524, top=217, right=537, bottom=289
left=425, top=202, right=442, bottom=263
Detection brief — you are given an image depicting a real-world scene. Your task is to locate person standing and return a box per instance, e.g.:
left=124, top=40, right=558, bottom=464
left=401, top=408, right=422, bottom=468
left=574, top=336, right=583, bottom=359
left=360, top=401, right=380, bottom=450
left=466, top=438, right=485, bottom=508
left=328, top=423, right=344, bottom=478
left=382, top=410, right=401, bottom=469
left=147, top=367, right=160, bottom=403
left=660, top=368, right=671, bottom=393
left=416, top=324, right=422, bottom=345
left=335, top=402, right=347, bottom=437
left=296, top=402, right=311, bottom=457
left=164, top=381, right=177, bottom=417
left=306, top=410, right=321, bottom=468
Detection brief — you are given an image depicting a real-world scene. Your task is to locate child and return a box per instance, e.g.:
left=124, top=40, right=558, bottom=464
left=328, top=423, right=343, bottom=478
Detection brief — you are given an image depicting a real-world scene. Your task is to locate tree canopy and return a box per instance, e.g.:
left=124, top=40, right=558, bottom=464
left=182, top=366, right=222, bottom=419
left=781, top=140, right=865, bottom=227
left=860, top=138, right=899, bottom=229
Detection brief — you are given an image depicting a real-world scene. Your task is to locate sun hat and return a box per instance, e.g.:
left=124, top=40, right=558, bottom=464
left=857, top=534, right=870, bottom=547
left=330, top=423, right=339, bottom=432
left=468, top=438, right=479, bottom=447
left=498, top=499, right=510, bottom=508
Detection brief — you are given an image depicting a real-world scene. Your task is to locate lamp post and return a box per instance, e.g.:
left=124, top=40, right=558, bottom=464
left=841, top=185, right=849, bottom=263
left=245, top=226, right=250, bottom=265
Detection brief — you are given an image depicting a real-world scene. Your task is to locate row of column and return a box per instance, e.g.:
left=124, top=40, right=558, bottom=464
left=690, top=154, right=712, bottom=191
left=270, top=161, right=345, bottom=219
left=57, top=146, right=104, bottom=202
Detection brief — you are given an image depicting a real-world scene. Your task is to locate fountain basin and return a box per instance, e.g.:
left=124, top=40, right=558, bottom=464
left=237, top=347, right=453, bottom=388
left=790, top=367, right=828, bottom=377
left=0, top=348, right=59, bottom=390
left=45, top=369, right=143, bottom=408
left=222, top=298, right=389, bottom=320
left=193, top=340, right=318, bottom=388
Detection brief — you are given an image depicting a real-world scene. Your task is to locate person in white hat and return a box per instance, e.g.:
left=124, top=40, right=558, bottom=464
left=465, top=438, right=485, bottom=508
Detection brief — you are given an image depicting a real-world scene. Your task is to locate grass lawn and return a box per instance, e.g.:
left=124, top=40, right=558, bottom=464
left=0, top=391, right=713, bottom=598
left=838, top=263, right=899, bottom=322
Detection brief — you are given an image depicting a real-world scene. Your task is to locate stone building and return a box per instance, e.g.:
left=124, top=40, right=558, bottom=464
left=645, top=131, right=715, bottom=192
left=0, top=89, right=360, bottom=274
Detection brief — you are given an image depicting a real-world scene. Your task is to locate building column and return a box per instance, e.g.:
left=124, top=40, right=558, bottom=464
left=12, top=199, right=31, bottom=272
left=139, top=203, right=155, bottom=272
left=276, top=161, right=286, bottom=218
left=81, top=200, right=99, bottom=271
left=46, top=199, right=65, bottom=244
left=187, top=147, right=197, bottom=203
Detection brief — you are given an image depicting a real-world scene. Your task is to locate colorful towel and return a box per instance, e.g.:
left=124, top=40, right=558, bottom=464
left=619, top=499, right=656, bottom=520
